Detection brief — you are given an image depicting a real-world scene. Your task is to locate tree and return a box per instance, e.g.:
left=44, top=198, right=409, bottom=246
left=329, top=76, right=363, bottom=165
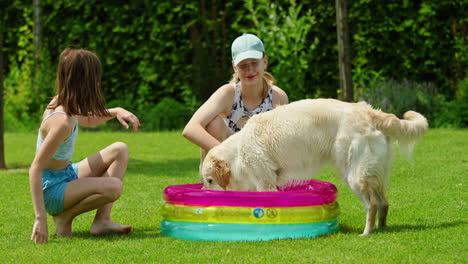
left=33, top=0, right=42, bottom=94
left=336, top=0, right=353, bottom=102
left=0, top=5, right=6, bottom=169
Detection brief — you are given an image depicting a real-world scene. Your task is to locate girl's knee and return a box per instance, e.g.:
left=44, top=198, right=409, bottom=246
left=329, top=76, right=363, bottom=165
left=103, top=177, right=123, bottom=201
left=110, top=142, right=129, bottom=160
left=206, top=116, right=230, bottom=142
left=111, top=142, right=128, bottom=152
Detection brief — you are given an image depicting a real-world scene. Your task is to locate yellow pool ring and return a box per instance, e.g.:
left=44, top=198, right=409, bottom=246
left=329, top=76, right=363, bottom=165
left=162, top=202, right=339, bottom=224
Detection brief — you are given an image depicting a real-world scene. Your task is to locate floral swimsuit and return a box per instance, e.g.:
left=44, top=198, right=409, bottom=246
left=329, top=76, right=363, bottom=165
left=223, top=82, right=273, bottom=133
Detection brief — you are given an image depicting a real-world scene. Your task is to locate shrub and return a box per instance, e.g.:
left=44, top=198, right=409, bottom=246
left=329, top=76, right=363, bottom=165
left=356, top=76, right=468, bottom=128
left=93, top=97, right=191, bottom=131
left=455, top=75, right=468, bottom=102
left=356, top=77, right=438, bottom=117
left=3, top=54, right=55, bottom=132
left=240, top=0, right=321, bottom=100
left=430, top=97, right=468, bottom=128
left=149, top=97, right=192, bottom=131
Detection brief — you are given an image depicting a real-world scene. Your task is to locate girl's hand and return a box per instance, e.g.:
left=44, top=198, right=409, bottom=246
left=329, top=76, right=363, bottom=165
left=31, top=219, right=48, bottom=244
left=116, top=108, right=140, bottom=132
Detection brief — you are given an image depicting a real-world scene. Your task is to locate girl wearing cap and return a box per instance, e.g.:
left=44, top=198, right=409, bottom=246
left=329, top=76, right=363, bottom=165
left=183, top=33, right=288, bottom=173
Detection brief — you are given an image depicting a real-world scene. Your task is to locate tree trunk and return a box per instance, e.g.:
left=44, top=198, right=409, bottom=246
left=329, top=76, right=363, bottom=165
left=0, top=6, right=7, bottom=169
left=33, top=0, right=42, bottom=92
left=335, top=0, right=353, bottom=102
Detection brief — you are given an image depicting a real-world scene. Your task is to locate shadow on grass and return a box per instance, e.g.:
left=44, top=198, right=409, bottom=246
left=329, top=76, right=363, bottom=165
left=69, top=227, right=164, bottom=241
left=336, top=220, right=467, bottom=235
left=383, top=220, right=467, bottom=233
left=1, top=164, right=30, bottom=170
left=127, top=158, right=199, bottom=178
left=0, top=158, right=200, bottom=178
left=336, top=224, right=360, bottom=234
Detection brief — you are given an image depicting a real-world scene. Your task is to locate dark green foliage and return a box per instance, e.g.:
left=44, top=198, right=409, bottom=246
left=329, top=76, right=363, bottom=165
left=149, top=97, right=192, bottom=131
left=356, top=77, right=437, bottom=116
left=97, top=97, right=191, bottom=131
left=2, top=0, right=466, bottom=130
left=430, top=98, right=468, bottom=128
left=349, top=0, right=467, bottom=97
left=455, top=76, right=468, bottom=102
left=356, top=76, right=468, bottom=128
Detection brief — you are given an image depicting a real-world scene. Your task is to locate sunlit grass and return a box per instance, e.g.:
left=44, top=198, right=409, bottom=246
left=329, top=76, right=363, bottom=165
left=1, top=129, right=466, bottom=263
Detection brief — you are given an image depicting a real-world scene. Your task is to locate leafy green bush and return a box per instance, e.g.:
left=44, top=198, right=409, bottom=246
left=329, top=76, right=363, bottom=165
left=3, top=1, right=466, bottom=130
left=455, top=75, right=468, bottom=102
left=349, top=0, right=466, bottom=97
left=2, top=4, right=56, bottom=132
left=356, top=76, right=467, bottom=128
left=430, top=97, right=468, bottom=128
left=93, top=97, right=191, bottom=131
left=356, top=77, right=437, bottom=116
left=240, top=0, right=319, bottom=100
left=147, top=97, right=191, bottom=131
left=3, top=52, right=55, bottom=132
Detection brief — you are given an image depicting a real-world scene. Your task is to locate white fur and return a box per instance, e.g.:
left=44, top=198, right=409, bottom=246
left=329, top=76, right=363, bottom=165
left=201, top=98, right=428, bottom=235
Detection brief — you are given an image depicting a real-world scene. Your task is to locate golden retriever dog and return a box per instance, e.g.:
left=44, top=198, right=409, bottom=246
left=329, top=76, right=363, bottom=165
left=201, top=98, right=428, bottom=235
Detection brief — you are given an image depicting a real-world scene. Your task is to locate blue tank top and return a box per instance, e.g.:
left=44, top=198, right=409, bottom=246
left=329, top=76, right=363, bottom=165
left=36, top=111, right=78, bottom=160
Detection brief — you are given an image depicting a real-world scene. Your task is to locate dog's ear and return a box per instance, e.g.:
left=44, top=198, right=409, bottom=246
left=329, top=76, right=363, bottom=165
left=212, top=158, right=231, bottom=189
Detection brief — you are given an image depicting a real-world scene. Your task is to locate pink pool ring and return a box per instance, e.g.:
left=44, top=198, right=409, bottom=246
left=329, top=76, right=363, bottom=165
left=163, top=179, right=337, bottom=207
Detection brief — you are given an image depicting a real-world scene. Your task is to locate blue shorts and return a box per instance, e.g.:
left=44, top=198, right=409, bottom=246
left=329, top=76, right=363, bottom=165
left=42, top=162, right=79, bottom=215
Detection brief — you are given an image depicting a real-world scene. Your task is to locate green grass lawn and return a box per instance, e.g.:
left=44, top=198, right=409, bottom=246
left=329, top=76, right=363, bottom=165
left=1, top=129, right=466, bottom=263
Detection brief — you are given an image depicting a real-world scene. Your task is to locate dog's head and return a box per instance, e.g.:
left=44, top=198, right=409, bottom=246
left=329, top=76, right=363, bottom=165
left=201, top=154, right=231, bottom=190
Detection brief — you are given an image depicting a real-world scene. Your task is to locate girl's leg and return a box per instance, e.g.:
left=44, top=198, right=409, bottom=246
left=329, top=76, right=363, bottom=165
left=52, top=177, right=125, bottom=236
left=53, top=142, right=131, bottom=236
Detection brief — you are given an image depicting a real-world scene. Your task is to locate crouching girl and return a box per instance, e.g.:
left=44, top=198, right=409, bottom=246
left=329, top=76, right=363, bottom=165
left=29, top=48, right=140, bottom=244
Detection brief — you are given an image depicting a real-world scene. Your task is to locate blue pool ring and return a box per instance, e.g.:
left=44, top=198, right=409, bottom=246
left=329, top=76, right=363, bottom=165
left=161, top=220, right=340, bottom=241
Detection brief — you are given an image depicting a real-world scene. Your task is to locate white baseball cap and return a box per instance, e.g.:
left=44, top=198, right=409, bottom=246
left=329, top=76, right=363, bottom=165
left=231, top=33, right=264, bottom=66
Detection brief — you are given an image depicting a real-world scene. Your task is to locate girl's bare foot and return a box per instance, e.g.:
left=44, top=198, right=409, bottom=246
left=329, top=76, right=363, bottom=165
left=90, top=220, right=132, bottom=236
left=52, top=215, right=73, bottom=237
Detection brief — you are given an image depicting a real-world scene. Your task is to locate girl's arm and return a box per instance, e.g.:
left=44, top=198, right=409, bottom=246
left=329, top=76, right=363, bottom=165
left=273, top=86, right=289, bottom=107
left=182, top=84, right=233, bottom=151
left=29, top=117, right=71, bottom=244
left=78, top=107, right=140, bottom=132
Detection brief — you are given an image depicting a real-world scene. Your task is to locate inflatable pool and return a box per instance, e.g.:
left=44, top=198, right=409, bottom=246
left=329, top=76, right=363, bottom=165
left=161, top=179, right=340, bottom=241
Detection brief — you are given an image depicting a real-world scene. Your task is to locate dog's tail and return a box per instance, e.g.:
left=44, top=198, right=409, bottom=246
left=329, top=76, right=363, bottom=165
left=371, top=109, right=428, bottom=158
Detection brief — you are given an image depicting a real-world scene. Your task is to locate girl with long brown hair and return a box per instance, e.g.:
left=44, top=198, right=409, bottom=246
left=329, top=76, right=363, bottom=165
left=30, top=48, right=140, bottom=244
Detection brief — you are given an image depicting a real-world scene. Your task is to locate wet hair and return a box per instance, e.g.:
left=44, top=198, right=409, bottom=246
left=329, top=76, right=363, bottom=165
left=49, top=48, right=110, bottom=117
left=229, top=56, right=275, bottom=99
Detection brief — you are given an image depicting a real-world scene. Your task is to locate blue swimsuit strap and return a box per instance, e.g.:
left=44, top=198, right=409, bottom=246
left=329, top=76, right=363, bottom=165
left=41, top=111, right=68, bottom=124
left=39, top=111, right=77, bottom=140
